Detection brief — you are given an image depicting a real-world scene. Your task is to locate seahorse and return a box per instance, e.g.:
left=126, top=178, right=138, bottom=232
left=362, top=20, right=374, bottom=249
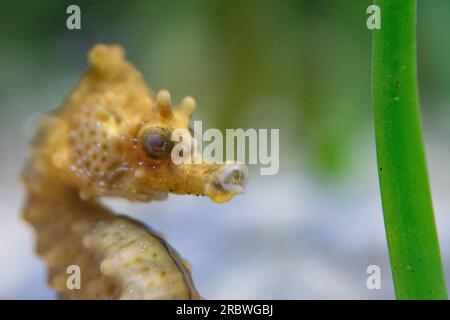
left=21, top=44, right=247, bottom=299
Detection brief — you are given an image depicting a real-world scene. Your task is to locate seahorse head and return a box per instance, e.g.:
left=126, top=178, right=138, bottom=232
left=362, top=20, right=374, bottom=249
left=53, top=44, right=247, bottom=203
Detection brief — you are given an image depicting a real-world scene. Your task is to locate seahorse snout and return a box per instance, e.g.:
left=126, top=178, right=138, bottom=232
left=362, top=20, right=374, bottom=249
left=206, top=163, right=248, bottom=203
left=217, top=164, right=248, bottom=193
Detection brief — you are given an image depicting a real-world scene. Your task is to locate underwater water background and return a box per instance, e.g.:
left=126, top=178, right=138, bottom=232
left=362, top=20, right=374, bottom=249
left=0, top=0, right=449, bottom=299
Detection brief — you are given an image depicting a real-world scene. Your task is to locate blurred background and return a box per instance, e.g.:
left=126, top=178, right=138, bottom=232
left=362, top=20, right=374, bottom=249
left=0, top=0, right=449, bottom=299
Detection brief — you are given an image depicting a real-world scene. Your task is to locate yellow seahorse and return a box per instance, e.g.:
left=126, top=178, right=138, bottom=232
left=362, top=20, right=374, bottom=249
left=21, top=44, right=247, bottom=299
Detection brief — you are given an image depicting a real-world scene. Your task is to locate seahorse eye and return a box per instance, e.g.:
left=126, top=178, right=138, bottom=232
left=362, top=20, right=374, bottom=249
left=142, top=128, right=173, bottom=159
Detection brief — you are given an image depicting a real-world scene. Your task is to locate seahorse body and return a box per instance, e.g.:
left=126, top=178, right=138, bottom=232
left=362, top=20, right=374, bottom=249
left=22, top=44, right=247, bottom=299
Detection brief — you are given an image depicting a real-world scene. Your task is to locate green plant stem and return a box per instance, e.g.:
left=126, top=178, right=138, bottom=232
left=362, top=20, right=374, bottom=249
left=372, top=0, right=447, bottom=299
